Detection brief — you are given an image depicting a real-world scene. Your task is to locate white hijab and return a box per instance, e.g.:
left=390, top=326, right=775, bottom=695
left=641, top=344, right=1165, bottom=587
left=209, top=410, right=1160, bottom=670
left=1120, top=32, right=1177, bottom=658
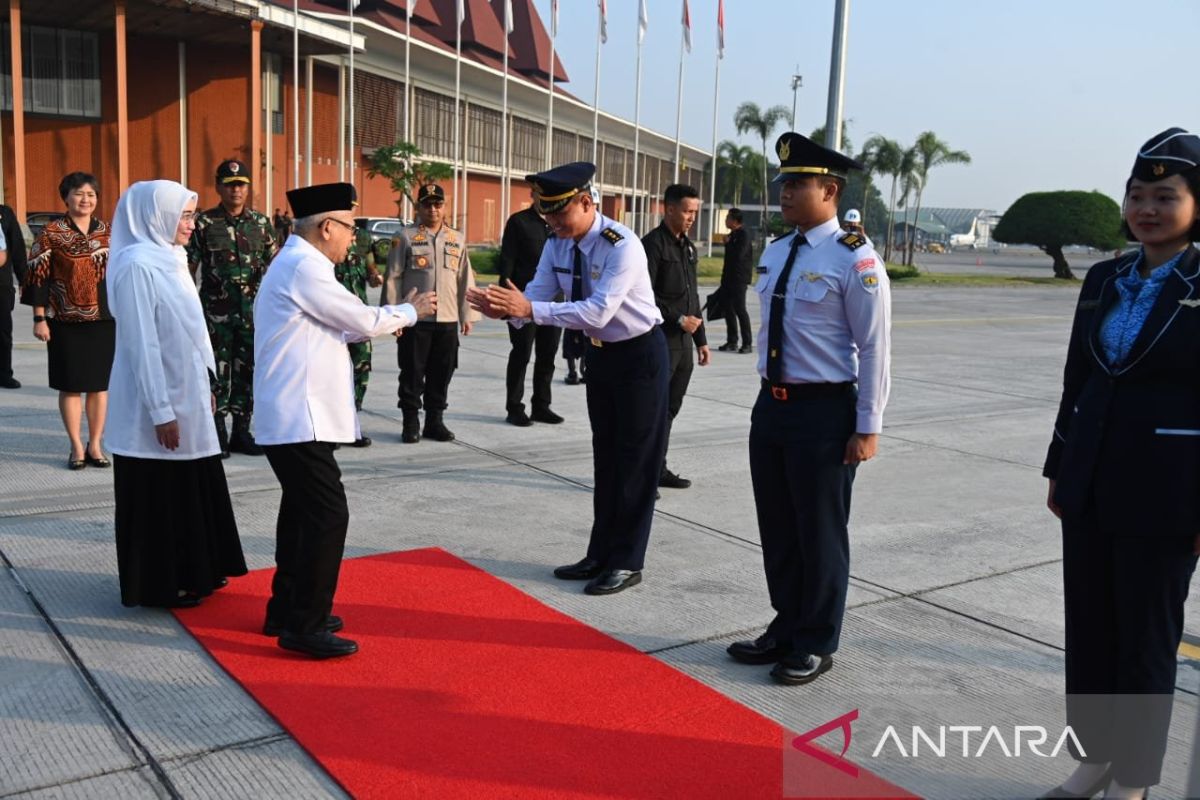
left=108, top=180, right=214, bottom=372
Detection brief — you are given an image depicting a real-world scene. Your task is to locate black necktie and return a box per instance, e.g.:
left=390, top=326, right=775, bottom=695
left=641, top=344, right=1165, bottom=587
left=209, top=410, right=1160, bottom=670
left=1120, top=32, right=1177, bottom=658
left=766, top=233, right=806, bottom=384
left=571, top=245, right=585, bottom=302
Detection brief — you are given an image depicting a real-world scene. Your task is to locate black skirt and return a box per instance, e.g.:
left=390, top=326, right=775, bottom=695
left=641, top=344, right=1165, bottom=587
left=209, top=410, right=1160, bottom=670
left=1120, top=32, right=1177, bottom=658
left=47, top=318, right=114, bottom=392
left=113, top=453, right=247, bottom=608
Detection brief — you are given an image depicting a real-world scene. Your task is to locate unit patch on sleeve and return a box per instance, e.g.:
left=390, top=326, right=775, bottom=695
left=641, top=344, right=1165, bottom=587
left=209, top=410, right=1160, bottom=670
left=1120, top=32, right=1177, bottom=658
left=854, top=257, right=877, bottom=272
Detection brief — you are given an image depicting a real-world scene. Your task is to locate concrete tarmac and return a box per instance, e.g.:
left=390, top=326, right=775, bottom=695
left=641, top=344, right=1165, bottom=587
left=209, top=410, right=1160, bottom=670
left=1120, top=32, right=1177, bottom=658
left=2, top=278, right=1197, bottom=799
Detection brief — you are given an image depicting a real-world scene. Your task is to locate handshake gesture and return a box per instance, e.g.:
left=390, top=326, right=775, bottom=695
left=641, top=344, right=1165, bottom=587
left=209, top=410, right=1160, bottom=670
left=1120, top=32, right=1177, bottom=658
left=395, top=288, right=437, bottom=338
left=466, top=280, right=532, bottom=321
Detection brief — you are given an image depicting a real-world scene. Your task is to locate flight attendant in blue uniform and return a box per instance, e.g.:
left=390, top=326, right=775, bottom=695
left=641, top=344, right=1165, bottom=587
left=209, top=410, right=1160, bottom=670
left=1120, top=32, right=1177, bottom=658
left=468, top=162, right=668, bottom=596
left=1041, top=129, right=1200, bottom=800
left=726, top=133, right=891, bottom=686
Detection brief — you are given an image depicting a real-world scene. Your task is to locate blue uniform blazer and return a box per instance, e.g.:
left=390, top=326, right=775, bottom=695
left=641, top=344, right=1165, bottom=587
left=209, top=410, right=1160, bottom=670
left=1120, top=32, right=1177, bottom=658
left=1044, top=246, right=1200, bottom=536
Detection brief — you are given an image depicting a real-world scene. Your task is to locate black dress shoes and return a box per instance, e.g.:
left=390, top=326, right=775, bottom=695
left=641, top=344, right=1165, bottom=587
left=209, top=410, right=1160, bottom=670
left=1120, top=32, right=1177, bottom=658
left=531, top=407, right=564, bottom=424
left=401, top=428, right=421, bottom=443
left=584, top=569, right=642, bottom=595
left=506, top=409, right=533, bottom=427
left=738, top=344, right=754, bottom=354
left=279, top=630, right=359, bottom=659
left=727, top=634, right=790, bottom=665
left=351, top=436, right=372, bottom=447
left=0, top=376, right=20, bottom=389
left=553, top=557, right=604, bottom=580
left=423, top=420, right=455, bottom=441
left=263, top=614, right=344, bottom=637
left=1038, top=766, right=1113, bottom=798
left=564, top=371, right=580, bottom=385
left=770, top=653, right=833, bottom=685
left=717, top=342, right=738, bottom=352
left=658, top=469, right=692, bottom=489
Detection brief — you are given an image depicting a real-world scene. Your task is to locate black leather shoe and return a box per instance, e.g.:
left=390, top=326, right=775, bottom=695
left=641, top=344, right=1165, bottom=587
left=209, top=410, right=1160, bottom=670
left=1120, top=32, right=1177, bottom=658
left=263, top=614, right=344, bottom=637
left=717, top=342, right=738, bottom=352
left=229, top=429, right=264, bottom=456
left=564, top=371, right=580, bottom=385
left=0, top=376, right=20, bottom=389
left=585, top=569, right=642, bottom=595
left=278, top=630, right=359, bottom=659
left=531, top=407, right=564, bottom=424
left=553, top=557, right=604, bottom=580
left=658, top=469, right=692, bottom=489
left=770, top=653, right=833, bottom=685
left=351, top=436, right=372, bottom=447
left=1038, top=766, right=1113, bottom=799
left=506, top=409, right=533, bottom=427
left=214, top=415, right=231, bottom=459
left=738, top=344, right=754, bottom=354
left=168, top=592, right=201, bottom=609
left=727, top=634, right=789, bottom=665
left=423, top=419, right=455, bottom=442
left=84, top=444, right=110, bottom=468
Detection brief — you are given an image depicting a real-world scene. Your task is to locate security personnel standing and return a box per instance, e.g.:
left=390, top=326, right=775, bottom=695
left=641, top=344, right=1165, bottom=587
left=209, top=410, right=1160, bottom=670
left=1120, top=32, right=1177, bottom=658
left=333, top=226, right=383, bottom=447
left=727, top=133, right=891, bottom=685
left=468, top=162, right=668, bottom=596
left=643, top=183, right=709, bottom=490
left=499, top=190, right=563, bottom=427
left=187, top=159, right=278, bottom=456
left=718, top=207, right=754, bottom=354
left=380, top=183, right=478, bottom=444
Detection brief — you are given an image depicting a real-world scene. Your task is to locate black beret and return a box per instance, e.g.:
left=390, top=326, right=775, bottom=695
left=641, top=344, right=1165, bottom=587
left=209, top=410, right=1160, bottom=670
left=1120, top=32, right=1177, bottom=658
left=772, top=132, right=863, bottom=183
left=286, top=182, right=358, bottom=218
left=417, top=184, right=445, bottom=204
left=525, top=162, right=596, bottom=213
left=216, top=159, right=250, bottom=184
left=1131, top=128, right=1200, bottom=182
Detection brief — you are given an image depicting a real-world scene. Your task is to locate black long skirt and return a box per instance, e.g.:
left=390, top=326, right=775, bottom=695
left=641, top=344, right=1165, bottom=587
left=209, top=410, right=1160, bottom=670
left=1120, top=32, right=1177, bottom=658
left=113, top=453, right=247, bottom=608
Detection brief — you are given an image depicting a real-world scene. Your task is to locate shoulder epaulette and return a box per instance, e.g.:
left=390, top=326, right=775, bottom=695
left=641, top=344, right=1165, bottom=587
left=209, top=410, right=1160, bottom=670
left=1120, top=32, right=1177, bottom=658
left=838, top=232, right=867, bottom=250
left=600, top=227, right=624, bottom=245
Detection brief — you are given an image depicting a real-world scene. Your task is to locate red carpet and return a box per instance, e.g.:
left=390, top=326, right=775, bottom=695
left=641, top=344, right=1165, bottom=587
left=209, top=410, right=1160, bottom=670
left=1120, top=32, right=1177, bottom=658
left=175, top=548, right=911, bottom=799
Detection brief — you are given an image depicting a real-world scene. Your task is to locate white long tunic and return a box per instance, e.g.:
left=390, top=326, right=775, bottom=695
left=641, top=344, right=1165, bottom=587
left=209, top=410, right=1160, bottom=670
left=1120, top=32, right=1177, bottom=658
left=253, top=235, right=417, bottom=445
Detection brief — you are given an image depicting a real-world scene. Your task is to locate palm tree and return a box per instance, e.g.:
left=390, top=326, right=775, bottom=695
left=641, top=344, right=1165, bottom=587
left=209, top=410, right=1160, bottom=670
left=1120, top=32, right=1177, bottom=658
left=898, top=150, right=921, bottom=265
left=858, top=135, right=890, bottom=214
left=869, top=138, right=903, bottom=261
left=905, top=131, right=971, bottom=266
left=809, top=122, right=854, bottom=158
left=733, top=101, right=790, bottom=232
left=716, top=140, right=757, bottom=205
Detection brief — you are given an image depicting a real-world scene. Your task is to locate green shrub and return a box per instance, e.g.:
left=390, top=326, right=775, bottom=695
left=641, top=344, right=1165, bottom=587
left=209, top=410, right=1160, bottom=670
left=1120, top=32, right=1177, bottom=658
left=470, top=248, right=500, bottom=275
left=886, top=262, right=919, bottom=280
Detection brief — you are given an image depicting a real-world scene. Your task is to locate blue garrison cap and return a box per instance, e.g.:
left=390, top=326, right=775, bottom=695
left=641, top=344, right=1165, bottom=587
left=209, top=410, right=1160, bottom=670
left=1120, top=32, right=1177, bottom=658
left=1132, top=128, right=1200, bottom=182
left=525, top=162, right=596, bottom=213
left=772, top=132, right=863, bottom=183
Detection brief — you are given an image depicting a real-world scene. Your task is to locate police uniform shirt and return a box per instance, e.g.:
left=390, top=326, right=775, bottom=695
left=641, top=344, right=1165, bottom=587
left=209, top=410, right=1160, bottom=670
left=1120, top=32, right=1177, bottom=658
left=381, top=223, right=478, bottom=324
left=253, top=235, right=417, bottom=445
left=756, top=216, right=892, bottom=433
left=517, top=211, right=662, bottom=341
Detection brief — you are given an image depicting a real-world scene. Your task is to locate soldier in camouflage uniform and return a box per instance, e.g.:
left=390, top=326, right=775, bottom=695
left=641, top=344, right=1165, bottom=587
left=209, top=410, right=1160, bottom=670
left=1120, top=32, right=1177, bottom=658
left=186, top=159, right=278, bottom=457
left=333, top=226, right=383, bottom=447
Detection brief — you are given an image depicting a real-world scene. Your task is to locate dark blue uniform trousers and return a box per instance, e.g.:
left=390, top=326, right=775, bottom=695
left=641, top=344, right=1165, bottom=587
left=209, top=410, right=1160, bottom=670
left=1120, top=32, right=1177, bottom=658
left=1062, top=503, right=1197, bottom=787
left=749, top=383, right=857, bottom=656
left=583, top=327, right=669, bottom=571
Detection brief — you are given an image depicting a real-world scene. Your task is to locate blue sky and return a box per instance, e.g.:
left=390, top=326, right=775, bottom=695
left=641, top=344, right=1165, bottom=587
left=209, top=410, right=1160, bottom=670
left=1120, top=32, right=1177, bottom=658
left=532, top=0, right=1200, bottom=212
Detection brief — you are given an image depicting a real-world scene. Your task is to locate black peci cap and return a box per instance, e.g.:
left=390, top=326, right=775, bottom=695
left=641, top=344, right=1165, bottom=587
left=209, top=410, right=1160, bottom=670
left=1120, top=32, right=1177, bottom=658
left=416, top=183, right=445, bottom=204
left=286, top=182, right=358, bottom=218
left=525, top=162, right=596, bottom=213
left=216, top=159, right=251, bottom=184
left=772, top=132, right=863, bottom=183
left=1131, top=128, right=1200, bottom=183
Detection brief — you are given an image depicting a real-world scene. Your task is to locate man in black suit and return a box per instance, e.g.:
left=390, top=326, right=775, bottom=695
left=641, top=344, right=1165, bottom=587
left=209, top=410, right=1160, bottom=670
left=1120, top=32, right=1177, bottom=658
left=499, top=191, right=563, bottom=426
left=718, top=208, right=753, bottom=354
left=0, top=204, right=26, bottom=389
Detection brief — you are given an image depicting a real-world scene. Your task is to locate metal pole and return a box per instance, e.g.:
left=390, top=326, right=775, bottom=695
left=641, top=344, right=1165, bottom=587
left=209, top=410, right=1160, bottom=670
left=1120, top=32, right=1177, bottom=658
left=501, top=1, right=510, bottom=229
left=405, top=6, right=413, bottom=223
left=546, top=15, right=555, bottom=168
left=824, top=0, right=850, bottom=152
left=707, top=53, right=720, bottom=257
left=672, top=24, right=685, bottom=184
left=790, top=71, right=802, bottom=130
left=305, top=56, right=313, bottom=184
left=631, top=36, right=643, bottom=233
left=454, top=11, right=462, bottom=225
left=292, top=0, right=299, bottom=188
left=591, top=5, right=601, bottom=166
left=348, top=0, right=355, bottom=185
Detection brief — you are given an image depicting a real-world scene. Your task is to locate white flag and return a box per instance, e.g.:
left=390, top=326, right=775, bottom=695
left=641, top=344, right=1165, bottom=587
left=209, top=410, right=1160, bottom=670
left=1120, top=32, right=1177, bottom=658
left=599, top=0, right=608, bottom=44
left=457, top=0, right=464, bottom=26
left=407, top=0, right=417, bottom=19
left=551, top=0, right=559, bottom=37
left=494, top=0, right=513, bottom=34
left=638, top=0, right=648, bottom=44
left=717, top=0, right=725, bottom=58
left=681, top=0, right=691, bottom=53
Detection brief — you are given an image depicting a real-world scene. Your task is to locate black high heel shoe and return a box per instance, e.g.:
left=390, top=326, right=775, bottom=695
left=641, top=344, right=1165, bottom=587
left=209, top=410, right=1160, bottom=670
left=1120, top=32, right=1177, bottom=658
left=1040, top=766, right=1113, bottom=798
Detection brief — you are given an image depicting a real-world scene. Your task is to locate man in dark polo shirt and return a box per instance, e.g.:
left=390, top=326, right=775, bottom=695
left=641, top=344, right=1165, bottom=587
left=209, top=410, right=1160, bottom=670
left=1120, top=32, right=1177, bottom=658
left=499, top=190, right=563, bottom=426
left=643, top=183, right=710, bottom=490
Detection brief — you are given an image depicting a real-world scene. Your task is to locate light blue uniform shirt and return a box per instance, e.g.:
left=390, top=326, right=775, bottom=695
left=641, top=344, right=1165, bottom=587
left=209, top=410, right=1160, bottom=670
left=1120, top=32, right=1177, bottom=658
left=755, top=216, right=892, bottom=433
left=516, top=211, right=663, bottom=341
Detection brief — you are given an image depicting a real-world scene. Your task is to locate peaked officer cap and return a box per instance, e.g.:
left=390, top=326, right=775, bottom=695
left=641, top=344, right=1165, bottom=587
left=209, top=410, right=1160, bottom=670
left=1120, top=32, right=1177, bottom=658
left=216, top=159, right=251, bottom=184
left=416, top=183, right=445, bottom=204
left=286, top=182, right=358, bottom=219
left=1131, top=128, right=1200, bottom=182
left=772, top=132, right=863, bottom=182
left=525, top=162, right=596, bottom=213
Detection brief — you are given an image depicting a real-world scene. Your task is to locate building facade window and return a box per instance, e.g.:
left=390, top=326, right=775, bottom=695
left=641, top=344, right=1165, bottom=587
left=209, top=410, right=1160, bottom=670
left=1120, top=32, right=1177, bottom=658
left=466, top=104, right=501, bottom=167
left=1, top=24, right=100, bottom=118
left=510, top=117, right=545, bottom=174
left=354, top=71, right=402, bottom=151
left=414, top=88, right=456, bottom=159
left=552, top=129, right=577, bottom=165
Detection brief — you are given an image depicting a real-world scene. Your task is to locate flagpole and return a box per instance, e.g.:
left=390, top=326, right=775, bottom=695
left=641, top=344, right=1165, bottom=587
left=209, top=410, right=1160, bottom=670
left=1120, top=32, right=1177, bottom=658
left=545, top=1, right=556, bottom=169
left=292, top=0, right=300, bottom=188
left=404, top=3, right=413, bottom=223
left=347, top=0, right=355, bottom=186
left=707, top=0, right=723, bottom=257
left=672, top=13, right=686, bottom=183
left=501, top=0, right=510, bottom=228
left=591, top=1, right=602, bottom=166
left=453, top=2, right=462, bottom=227
left=631, top=7, right=644, bottom=233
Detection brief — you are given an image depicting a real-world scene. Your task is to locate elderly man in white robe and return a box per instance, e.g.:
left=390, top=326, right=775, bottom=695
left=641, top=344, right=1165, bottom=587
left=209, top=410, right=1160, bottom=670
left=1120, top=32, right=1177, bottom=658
left=253, top=182, right=435, bottom=659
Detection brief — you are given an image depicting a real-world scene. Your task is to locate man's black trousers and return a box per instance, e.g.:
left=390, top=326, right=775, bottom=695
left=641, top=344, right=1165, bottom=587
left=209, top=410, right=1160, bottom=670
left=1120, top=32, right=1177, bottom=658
left=506, top=321, right=561, bottom=413
left=398, top=321, right=458, bottom=414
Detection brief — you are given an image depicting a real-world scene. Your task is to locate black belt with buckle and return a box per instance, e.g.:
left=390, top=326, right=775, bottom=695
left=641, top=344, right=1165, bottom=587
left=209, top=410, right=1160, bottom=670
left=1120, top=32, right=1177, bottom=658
left=761, top=378, right=853, bottom=401
left=586, top=327, right=657, bottom=352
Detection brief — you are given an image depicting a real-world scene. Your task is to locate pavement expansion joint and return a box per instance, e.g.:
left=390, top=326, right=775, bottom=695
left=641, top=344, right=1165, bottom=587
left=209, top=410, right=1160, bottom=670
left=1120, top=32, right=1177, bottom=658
left=159, top=733, right=293, bottom=769
left=0, top=764, right=164, bottom=800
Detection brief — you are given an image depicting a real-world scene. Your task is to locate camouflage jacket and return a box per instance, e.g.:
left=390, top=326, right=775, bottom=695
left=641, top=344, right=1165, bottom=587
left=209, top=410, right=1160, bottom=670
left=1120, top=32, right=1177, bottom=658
left=186, top=206, right=277, bottom=316
left=334, top=229, right=379, bottom=303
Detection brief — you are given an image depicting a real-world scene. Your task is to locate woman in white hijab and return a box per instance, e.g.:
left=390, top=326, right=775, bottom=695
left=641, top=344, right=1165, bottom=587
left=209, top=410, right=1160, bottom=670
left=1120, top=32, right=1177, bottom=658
left=106, top=180, right=246, bottom=608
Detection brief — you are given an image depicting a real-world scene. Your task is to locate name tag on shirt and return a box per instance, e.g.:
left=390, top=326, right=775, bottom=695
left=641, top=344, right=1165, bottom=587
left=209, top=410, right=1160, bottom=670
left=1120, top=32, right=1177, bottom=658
left=552, top=267, right=571, bottom=274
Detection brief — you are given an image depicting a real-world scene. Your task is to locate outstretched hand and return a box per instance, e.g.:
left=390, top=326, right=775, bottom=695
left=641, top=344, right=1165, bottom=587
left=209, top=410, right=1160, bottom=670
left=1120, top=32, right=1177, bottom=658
left=404, top=287, right=437, bottom=318
left=469, top=279, right=532, bottom=320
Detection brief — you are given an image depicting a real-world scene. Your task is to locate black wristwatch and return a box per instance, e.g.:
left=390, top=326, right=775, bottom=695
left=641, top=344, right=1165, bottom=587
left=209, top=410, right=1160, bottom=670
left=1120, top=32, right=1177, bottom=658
left=33, top=315, right=47, bottom=323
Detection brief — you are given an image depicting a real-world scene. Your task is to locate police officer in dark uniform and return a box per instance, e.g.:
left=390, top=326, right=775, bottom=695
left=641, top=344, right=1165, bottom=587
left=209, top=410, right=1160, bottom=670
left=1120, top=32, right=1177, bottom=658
left=727, top=133, right=891, bottom=685
left=186, top=159, right=278, bottom=457
left=1040, top=129, right=1200, bottom=800
left=468, top=162, right=668, bottom=595
left=499, top=189, right=563, bottom=426
left=643, top=183, right=709, bottom=489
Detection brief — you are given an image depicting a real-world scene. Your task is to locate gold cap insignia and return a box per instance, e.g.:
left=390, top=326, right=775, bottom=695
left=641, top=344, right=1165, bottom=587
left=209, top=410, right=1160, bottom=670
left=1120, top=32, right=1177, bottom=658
left=778, top=138, right=791, bottom=161
left=1153, top=163, right=1166, bottom=176
left=229, top=162, right=239, bottom=174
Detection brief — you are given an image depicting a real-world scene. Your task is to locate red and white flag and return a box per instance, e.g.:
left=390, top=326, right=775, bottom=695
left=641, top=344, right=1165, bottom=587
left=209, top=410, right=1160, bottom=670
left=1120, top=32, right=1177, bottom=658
left=717, top=0, right=725, bottom=58
left=599, top=0, right=608, bottom=44
left=681, top=0, right=692, bottom=53
left=638, top=0, right=648, bottom=44
left=456, top=0, right=464, bottom=26
left=407, top=0, right=417, bottom=19
left=551, top=0, right=559, bottom=37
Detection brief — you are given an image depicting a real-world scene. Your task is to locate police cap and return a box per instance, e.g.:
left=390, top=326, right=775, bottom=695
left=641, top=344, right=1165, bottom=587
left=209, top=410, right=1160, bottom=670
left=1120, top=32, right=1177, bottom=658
left=416, top=183, right=445, bottom=204
left=216, top=159, right=251, bottom=185
left=286, top=182, right=358, bottom=218
left=1131, top=128, right=1200, bottom=182
left=525, top=162, right=596, bottom=214
left=772, top=132, right=863, bottom=183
